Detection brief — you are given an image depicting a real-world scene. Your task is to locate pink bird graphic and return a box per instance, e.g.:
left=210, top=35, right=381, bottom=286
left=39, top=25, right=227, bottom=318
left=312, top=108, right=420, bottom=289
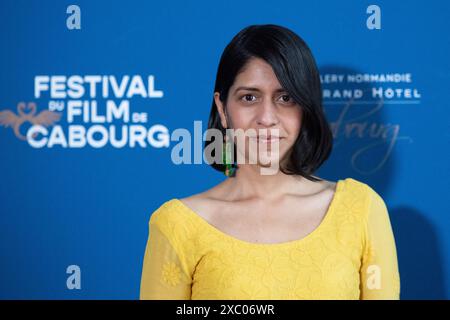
left=0, top=101, right=62, bottom=140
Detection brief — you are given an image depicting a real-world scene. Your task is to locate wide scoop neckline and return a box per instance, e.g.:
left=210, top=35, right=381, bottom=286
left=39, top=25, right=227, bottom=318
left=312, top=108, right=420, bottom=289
left=170, top=178, right=346, bottom=248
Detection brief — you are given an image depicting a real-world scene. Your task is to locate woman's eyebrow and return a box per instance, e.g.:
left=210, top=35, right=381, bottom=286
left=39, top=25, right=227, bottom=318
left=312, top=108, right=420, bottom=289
left=233, top=86, right=287, bottom=94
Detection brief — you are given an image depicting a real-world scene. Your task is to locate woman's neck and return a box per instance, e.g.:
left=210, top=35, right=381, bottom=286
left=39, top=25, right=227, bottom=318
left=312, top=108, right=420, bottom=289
left=222, top=164, right=316, bottom=202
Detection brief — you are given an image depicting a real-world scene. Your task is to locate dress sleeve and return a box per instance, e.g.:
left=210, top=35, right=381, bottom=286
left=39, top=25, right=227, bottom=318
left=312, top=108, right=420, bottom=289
left=359, top=187, right=401, bottom=300
left=140, top=213, right=192, bottom=299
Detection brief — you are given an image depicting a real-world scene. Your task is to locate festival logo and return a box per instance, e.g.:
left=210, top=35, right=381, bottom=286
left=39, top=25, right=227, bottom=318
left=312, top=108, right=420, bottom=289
left=0, top=75, right=169, bottom=149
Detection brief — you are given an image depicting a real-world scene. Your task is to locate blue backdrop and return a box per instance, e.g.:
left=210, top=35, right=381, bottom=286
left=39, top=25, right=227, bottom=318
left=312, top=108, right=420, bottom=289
left=0, top=0, right=448, bottom=299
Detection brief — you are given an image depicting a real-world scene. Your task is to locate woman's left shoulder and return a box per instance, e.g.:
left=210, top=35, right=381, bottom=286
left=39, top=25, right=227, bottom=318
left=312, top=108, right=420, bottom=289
left=340, top=177, right=376, bottom=195
left=339, top=177, right=387, bottom=211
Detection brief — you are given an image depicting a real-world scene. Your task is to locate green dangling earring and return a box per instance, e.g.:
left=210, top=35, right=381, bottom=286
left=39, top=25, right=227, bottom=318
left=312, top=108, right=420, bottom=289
left=223, top=134, right=236, bottom=177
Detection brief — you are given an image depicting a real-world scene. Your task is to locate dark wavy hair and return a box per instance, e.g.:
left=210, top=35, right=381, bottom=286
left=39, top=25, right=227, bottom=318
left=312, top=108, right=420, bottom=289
left=205, top=24, right=333, bottom=182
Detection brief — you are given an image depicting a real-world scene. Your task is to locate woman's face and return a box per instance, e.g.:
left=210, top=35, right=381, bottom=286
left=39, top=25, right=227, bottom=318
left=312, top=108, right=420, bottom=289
left=214, top=57, right=303, bottom=171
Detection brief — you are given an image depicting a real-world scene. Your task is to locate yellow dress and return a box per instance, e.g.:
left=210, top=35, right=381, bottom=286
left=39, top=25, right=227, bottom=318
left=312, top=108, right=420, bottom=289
left=140, top=178, right=400, bottom=300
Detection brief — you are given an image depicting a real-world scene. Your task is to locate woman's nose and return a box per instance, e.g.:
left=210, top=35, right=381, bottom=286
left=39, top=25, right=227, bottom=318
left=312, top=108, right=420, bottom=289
left=256, top=101, right=279, bottom=127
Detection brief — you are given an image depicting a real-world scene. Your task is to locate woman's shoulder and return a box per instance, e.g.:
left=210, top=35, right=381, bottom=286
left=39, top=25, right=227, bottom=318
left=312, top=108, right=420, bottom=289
left=148, top=197, right=197, bottom=231
left=338, top=177, right=387, bottom=217
left=342, top=177, right=385, bottom=199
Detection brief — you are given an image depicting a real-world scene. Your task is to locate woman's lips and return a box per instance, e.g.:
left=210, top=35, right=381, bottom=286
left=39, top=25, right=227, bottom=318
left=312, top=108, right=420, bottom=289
left=253, top=137, right=283, bottom=143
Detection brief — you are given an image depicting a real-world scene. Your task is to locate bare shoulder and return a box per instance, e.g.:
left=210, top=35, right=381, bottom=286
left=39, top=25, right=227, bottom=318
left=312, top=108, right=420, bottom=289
left=178, top=193, right=210, bottom=211
left=304, top=178, right=339, bottom=204
left=178, top=185, right=225, bottom=219
left=318, top=178, right=337, bottom=190
left=302, top=177, right=338, bottom=196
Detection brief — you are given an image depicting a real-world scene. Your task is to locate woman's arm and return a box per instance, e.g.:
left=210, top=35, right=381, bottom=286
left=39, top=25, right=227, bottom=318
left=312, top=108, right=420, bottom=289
left=140, top=217, right=192, bottom=299
left=359, top=187, right=401, bottom=299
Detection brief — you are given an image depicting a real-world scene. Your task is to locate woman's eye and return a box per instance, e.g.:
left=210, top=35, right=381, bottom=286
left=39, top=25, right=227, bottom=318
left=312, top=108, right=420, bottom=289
left=279, top=94, right=295, bottom=104
left=280, top=95, right=291, bottom=102
left=241, top=94, right=256, bottom=103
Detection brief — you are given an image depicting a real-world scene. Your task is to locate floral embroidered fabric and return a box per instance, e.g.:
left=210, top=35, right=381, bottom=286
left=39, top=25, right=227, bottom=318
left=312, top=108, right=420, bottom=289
left=140, top=178, right=400, bottom=299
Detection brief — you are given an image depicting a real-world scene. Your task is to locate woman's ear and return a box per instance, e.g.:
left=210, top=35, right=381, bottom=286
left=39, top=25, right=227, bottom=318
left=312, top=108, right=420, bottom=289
left=214, top=92, right=228, bottom=128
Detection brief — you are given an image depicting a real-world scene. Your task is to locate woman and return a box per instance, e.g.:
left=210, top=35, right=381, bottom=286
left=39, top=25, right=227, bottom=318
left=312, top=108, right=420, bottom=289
left=140, top=24, right=400, bottom=300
